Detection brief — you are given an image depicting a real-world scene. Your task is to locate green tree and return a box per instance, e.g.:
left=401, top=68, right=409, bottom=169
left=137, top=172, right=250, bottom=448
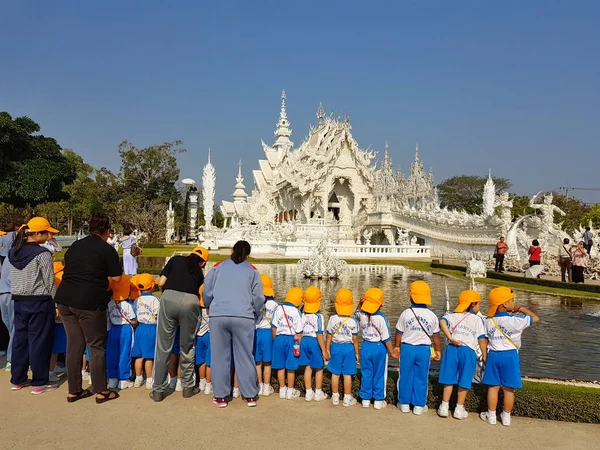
left=437, top=175, right=511, bottom=214
left=582, top=203, right=600, bottom=229
left=549, top=194, right=590, bottom=232
left=0, top=112, right=76, bottom=207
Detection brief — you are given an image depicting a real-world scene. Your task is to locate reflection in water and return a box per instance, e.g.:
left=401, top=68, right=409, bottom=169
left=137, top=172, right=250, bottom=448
left=251, top=264, right=600, bottom=381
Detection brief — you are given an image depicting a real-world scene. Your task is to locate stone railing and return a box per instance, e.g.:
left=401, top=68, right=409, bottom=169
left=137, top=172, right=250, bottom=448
left=237, top=241, right=430, bottom=258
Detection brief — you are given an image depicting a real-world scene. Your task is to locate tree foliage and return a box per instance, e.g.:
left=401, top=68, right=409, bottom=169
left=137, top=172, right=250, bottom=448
left=582, top=204, right=600, bottom=229
left=0, top=112, right=76, bottom=207
left=437, top=175, right=512, bottom=214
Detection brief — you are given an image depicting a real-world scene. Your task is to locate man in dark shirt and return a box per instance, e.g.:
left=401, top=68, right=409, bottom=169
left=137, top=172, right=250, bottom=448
left=56, top=214, right=122, bottom=403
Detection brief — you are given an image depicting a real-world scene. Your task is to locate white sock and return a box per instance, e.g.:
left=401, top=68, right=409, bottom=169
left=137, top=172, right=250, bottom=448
left=316, top=389, right=324, bottom=394
left=332, top=392, right=339, bottom=397
left=146, top=377, right=153, bottom=384
left=306, top=388, right=314, bottom=395
left=206, top=382, right=212, bottom=386
left=441, top=401, right=449, bottom=408
left=502, top=411, right=511, bottom=417
left=488, top=410, right=497, bottom=418
left=135, top=375, right=143, bottom=381
left=344, top=393, right=352, bottom=400
left=263, top=383, right=270, bottom=388
left=200, top=378, right=206, bottom=383
left=81, top=370, right=86, bottom=376
left=456, top=403, right=463, bottom=409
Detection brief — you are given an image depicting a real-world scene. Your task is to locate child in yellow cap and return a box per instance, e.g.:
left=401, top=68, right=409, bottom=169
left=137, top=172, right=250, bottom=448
left=326, top=288, right=359, bottom=407
left=49, top=262, right=66, bottom=382
left=196, top=285, right=212, bottom=395
left=437, top=290, right=487, bottom=419
left=299, top=286, right=328, bottom=402
left=255, top=274, right=279, bottom=397
left=480, top=287, right=539, bottom=427
left=106, top=275, right=139, bottom=389
left=356, top=288, right=399, bottom=410
left=394, top=280, right=442, bottom=415
left=131, top=274, right=160, bottom=390
left=270, top=287, right=304, bottom=399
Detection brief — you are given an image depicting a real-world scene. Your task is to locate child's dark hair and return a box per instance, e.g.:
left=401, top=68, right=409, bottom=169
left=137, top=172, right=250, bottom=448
left=11, top=227, right=29, bottom=252
left=123, top=228, right=133, bottom=236
left=187, top=253, right=204, bottom=274
left=89, top=213, right=111, bottom=235
left=532, top=239, right=539, bottom=246
left=231, top=240, right=251, bottom=264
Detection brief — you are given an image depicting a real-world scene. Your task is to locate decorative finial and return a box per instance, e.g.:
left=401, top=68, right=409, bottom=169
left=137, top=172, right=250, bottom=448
left=385, top=141, right=389, bottom=154
left=237, top=159, right=242, bottom=178
left=208, top=148, right=211, bottom=164
left=317, top=102, right=325, bottom=121
left=488, top=168, right=492, bottom=178
left=281, top=89, right=286, bottom=101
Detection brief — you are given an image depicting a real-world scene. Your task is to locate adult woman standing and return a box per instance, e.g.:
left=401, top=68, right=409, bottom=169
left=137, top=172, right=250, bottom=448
left=203, top=241, right=265, bottom=408
left=571, top=241, right=588, bottom=284
left=55, top=213, right=123, bottom=403
left=150, top=246, right=208, bottom=402
left=8, top=217, right=58, bottom=394
left=528, top=239, right=542, bottom=267
left=120, top=229, right=140, bottom=276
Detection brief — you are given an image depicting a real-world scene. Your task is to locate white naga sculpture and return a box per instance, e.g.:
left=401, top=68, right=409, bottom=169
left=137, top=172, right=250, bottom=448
left=202, top=150, right=216, bottom=229
left=297, top=239, right=347, bottom=279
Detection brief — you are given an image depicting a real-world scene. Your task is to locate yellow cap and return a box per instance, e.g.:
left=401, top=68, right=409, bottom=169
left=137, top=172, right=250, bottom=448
left=260, top=274, right=275, bottom=298
left=53, top=261, right=64, bottom=275
left=304, top=286, right=322, bottom=314
left=335, top=288, right=354, bottom=316
left=191, top=246, right=209, bottom=262
left=0, top=230, right=5, bottom=236
left=54, top=270, right=63, bottom=288
left=285, top=287, right=304, bottom=308
left=132, top=273, right=155, bottom=292
left=26, top=217, right=59, bottom=234
left=109, top=274, right=136, bottom=301
left=454, top=290, right=481, bottom=313
left=199, top=284, right=205, bottom=307
left=410, top=280, right=431, bottom=305
left=360, top=288, right=384, bottom=314
left=487, top=287, right=514, bottom=317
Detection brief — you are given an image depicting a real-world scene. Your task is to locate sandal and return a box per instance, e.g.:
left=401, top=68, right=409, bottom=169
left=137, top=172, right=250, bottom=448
left=67, top=389, right=94, bottom=403
left=95, top=390, right=120, bottom=404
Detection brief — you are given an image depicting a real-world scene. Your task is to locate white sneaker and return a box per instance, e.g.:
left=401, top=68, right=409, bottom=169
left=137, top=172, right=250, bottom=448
left=331, top=393, right=340, bottom=406
left=500, top=411, right=511, bottom=426
left=82, top=371, right=91, bottom=384
left=232, top=387, right=240, bottom=398
left=314, top=390, right=328, bottom=402
left=305, top=389, right=315, bottom=402
left=54, top=365, right=66, bottom=374
left=413, top=405, right=428, bottom=415
left=175, top=379, right=183, bottom=392
left=119, top=380, right=134, bottom=389
left=257, top=384, right=264, bottom=397
left=279, top=386, right=288, bottom=399
left=453, top=406, right=469, bottom=420
left=261, top=384, right=274, bottom=397
left=5, top=362, right=11, bottom=372
left=398, top=403, right=410, bottom=413
left=374, top=400, right=387, bottom=410
left=199, top=379, right=207, bottom=391
left=286, top=388, right=301, bottom=399
left=204, top=382, right=213, bottom=395
left=362, top=400, right=370, bottom=408
left=134, top=376, right=144, bottom=388
left=343, top=396, right=357, bottom=407
left=145, top=379, right=153, bottom=390
left=48, top=372, right=60, bottom=383
left=437, top=403, right=449, bottom=418
left=480, top=411, right=497, bottom=425
left=108, top=378, right=119, bottom=389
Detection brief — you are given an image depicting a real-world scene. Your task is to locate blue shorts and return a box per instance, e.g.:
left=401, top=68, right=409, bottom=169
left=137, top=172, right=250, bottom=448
left=271, top=335, right=299, bottom=370
left=172, top=327, right=181, bottom=355
left=482, top=350, right=522, bottom=389
left=327, top=342, right=356, bottom=376
left=254, top=328, right=273, bottom=363
left=132, top=323, right=157, bottom=359
left=52, top=322, right=67, bottom=354
left=195, top=333, right=211, bottom=366
left=298, top=336, right=324, bottom=369
left=438, top=344, right=477, bottom=389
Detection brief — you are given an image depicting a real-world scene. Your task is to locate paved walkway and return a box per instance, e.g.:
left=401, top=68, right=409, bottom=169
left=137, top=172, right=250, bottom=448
left=1, top=372, right=598, bottom=449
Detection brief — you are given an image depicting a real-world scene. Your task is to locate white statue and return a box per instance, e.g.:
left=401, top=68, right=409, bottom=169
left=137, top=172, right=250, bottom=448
left=165, top=200, right=175, bottom=243
left=494, top=192, right=513, bottom=235
left=297, top=239, right=347, bottom=279
left=482, top=170, right=496, bottom=217
left=203, top=150, right=216, bottom=229
left=409, top=235, right=417, bottom=246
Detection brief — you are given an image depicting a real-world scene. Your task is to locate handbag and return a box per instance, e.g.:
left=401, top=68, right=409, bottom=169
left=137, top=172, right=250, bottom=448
left=131, top=244, right=142, bottom=257
left=410, top=308, right=436, bottom=359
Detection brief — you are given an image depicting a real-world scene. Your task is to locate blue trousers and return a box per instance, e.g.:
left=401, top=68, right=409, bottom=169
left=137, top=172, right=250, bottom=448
left=106, top=324, right=133, bottom=380
left=11, top=298, right=55, bottom=386
left=360, top=341, right=388, bottom=401
left=398, top=343, right=430, bottom=407
left=0, top=293, right=14, bottom=363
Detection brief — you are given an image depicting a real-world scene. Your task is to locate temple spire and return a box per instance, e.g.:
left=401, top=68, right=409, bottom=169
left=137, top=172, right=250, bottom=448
left=232, top=160, right=248, bottom=203
left=273, top=90, right=293, bottom=152
left=316, top=102, right=325, bottom=123
left=208, top=148, right=211, bottom=164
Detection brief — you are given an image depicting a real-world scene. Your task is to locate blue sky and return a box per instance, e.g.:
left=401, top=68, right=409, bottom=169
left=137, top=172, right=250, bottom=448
left=1, top=0, right=599, bottom=204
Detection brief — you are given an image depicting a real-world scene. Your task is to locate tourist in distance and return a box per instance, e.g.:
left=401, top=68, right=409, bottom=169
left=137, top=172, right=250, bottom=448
left=120, top=228, right=140, bottom=275
left=41, top=232, right=62, bottom=255
left=583, top=227, right=593, bottom=256
left=394, top=280, right=442, bottom=415
left=528, top=239, right=542, bottom=277
left=151, top=246, right=207, bottom=402
left=254, top=274, right=279, bottom=397
left=298, top=286, right=328, bottom=402
left=326, top=288, right=360, bottom=407
left=437, top=290, right=487, bottom=420
left=202, top=241, right=264, bottom=408
left=480, top=287, right=539, bottom=426
left=494, top=237, right=509, bottom=273
left=355, top=288, right=399, bottom=410
left=196, top=285, right=212, bottom=395
left=8, top=217, right=58, bottom=395
left=571, top=241, right=588, bottom=284
left=0, top=223, right=16, bottom=266
left=558, top=238, right=573, bottom=282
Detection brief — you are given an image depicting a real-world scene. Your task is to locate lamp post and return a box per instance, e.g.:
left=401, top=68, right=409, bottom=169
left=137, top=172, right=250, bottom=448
left=182, top=178, right=197, bottom=244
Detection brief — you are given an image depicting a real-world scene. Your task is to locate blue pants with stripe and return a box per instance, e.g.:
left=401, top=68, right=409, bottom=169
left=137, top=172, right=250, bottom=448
left=359, top=341, right=388, bottom=401
left=398, top=343, right=430, bottom=407
left=106, top=324, right=133, bottom=380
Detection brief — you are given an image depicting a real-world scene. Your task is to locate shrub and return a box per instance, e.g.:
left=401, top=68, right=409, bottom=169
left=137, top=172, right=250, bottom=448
left=141, top=242, right=165, bottom=249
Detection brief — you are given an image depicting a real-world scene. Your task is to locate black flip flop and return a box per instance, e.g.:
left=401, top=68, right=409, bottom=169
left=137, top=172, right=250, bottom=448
left=67, top=389, right=94, bottom=403
left=95, top=390, right=120, bottom=404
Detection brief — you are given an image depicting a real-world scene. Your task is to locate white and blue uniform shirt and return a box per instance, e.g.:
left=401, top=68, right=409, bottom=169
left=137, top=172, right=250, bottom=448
left=485, top=312, right=532, bottom=352
left=134, top=293, right=160, bottom=325
left=271, top=303, right=304, bottom=336
left=108, top=300, right=136, bottom=326
left=395, top=306, right=440, bottom=345
left=326, top=314, right=359, bottom=344
left=441, top=311, right=485, bottom=352
left=302, top=313, right=325, bottom=338
left=197, top=308, right=210, bottom=336
left=256, top=298, right=279, bottom=330
left=356, top=310, right=392, bottom=343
